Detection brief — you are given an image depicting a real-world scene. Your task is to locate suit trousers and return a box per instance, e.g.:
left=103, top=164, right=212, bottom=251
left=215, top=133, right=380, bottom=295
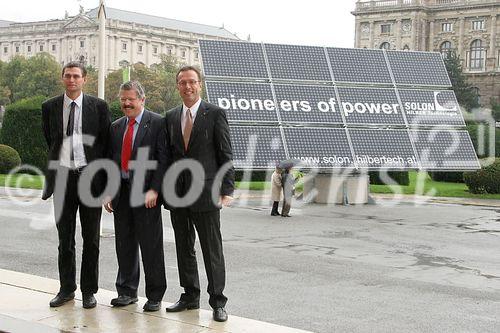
left=53, top=169, right=101, bottom=294
left=113, top=181, right=166, bottom=302
left=170, top=208, right=227, bottom=308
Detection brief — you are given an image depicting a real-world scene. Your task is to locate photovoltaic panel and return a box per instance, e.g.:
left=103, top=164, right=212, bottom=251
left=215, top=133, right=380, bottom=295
left=337, top=87, right=405, bottom=125
left=386, top=50, right=451, bottom=87
left=229, top=126, right=287, bottom=169
left=264, top=44, right=331, bottom=81
left=327, top=47, right=392, bottom=84
left=283, top=127, right=354, bottom=168
left=274, top=84, right=343, bottom=124
left=205, top=81, right=278, bottom=123
left=199, top=40, right=268, bottom=78
left=349, top=129, right=418, bottom=169
left=399, top=89, right=464, bottom=126
left=410, top=130, right=480, bottom=170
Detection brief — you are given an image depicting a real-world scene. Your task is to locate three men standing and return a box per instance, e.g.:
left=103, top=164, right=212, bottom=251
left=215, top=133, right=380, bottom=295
left=104, top=81, right=167, bottom=312
left=43, top=64, right=233, bottom=322
left=42, top=61, right=111, bottom=309
left=164, top=66, right=234, bottom=322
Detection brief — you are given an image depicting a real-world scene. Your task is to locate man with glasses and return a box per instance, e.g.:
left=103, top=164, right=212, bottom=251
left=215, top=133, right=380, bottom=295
left=42, top=61, right=110, bottom=309
left=164, top=66, right=234, bottom=322
left=104, top=81, right=168, bottom=312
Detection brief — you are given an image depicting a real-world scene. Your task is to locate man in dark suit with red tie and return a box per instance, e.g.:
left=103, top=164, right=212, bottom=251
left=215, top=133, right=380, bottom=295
left=42, top=61, right=110, bottom=309
left=164, top=66, right=234, bottom=322
left=104, top=81, right=167, bottom=312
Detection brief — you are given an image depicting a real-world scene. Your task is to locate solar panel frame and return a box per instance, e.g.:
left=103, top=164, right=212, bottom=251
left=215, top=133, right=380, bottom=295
left=199, top=40, right=269, bottom=79
left=386, top=50, right=452, bottom=87
left=283, top=127, right=355, bottom=169
left=205, top=81, right=279, bottom=124
left=229, top=125, right=287, bottom=169
left=410, top=129, right=481, bottom=170
left=349, top=128, right=420, bottom=169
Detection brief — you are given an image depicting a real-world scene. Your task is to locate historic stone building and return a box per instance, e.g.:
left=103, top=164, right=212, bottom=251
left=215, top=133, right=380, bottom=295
left=352, top=0, right=500, bottom=105
left=0, top=6, right=238, bottom=70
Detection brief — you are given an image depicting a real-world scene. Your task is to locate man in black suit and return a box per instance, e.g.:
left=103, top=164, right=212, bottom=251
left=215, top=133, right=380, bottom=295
left=42, top=61, right=110, bottom=309
left=164, top=66, right=234, bottom=322
left=103, top=81, right=167, bottom=312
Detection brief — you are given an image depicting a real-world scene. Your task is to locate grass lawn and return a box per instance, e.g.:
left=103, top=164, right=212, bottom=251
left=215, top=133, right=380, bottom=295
left=0, top=174, right=44, bottom=190
left=236, top=171, right=500, bottom=200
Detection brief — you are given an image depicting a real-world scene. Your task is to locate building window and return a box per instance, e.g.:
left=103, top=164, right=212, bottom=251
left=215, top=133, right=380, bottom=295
left=469, top=39, right=485, bottom=70
left=122, top=43, right=127, bottom=51
left=442, top=22, right=453, bottom=32
left=440, top=41, right=453, bottom=58
left=27, top=45, right=32, bottom=53
left=381, top=24, right=391, bottom=34
left=39, top=44, right=43, bottom=52
left=167, top=48, right=172, bottom=55
left=138, top=44, right=143, bottom=53
left=52, top=44, right=56, bottom=52
left=195, top=51, right=199, bottom=59
left=402, top=45, right=410, bottom=51
left=472, top=20, right=485, bottom=31
left=380, top=42, right=391, bottom=50
left=181, top=50, right=186, bottom=58
left=153, top=46, right=158, bottom=54
left=80, top=40, right=85, bottom=48
left=15, top=46, right=19, bottom=53
left=3, top=47, right=7, bottom=54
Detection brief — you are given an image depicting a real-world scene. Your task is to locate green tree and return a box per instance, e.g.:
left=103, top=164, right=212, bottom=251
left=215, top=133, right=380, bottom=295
left=13, top=53, right=62, bottom=101
left=444, top=52, right=480, bottom=111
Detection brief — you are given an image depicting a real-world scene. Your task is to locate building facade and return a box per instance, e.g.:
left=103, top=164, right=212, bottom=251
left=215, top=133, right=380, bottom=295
left=352, top=0, right=500, bottom=105
left=0, top=7, right=238, bottom=71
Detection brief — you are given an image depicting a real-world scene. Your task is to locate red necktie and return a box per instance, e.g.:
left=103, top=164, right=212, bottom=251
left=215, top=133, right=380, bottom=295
left=121, top=118, right=136, bottom=172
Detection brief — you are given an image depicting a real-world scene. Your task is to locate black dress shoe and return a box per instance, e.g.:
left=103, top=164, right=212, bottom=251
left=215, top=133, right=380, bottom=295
left=82, top=294, right=97, bottom=309
left=213, top=307, right=228, bottom=322
left=143, top=300, right=161, bottom=312
left=49, top=292, right=75, bottom=307
left=166, top=299, right=200, bottom=312
left=110, top=295, right=138, bottom=307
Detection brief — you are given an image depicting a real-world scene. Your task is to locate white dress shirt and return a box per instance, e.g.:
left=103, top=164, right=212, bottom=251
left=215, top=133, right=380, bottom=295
left=60, top=93, right=87, bottom=168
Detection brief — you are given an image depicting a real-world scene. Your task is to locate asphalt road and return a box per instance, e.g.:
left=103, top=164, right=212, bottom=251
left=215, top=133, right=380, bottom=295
left=1, top=189, right=500, bottom=332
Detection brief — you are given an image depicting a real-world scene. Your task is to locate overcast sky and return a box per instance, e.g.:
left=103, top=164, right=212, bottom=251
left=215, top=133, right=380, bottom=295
left=1, top=0, right=357, bottom=48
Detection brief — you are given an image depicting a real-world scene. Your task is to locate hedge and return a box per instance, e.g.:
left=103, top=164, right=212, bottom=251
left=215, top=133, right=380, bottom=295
left=0, top=96, right=47, bottom=172
left=369, top=171, right=410, bottom=186
left=463, top=158, right=500, bottom=194
left=429, top=171, right=464, bottom=183
left=0, top=144, right=21, bottom=173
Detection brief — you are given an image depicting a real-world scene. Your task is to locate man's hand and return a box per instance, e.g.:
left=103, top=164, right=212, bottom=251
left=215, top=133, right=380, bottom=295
left=145, top=190, right=158, bottom=209
left=103, top=196, right=113, bottom=213
left=219, top=195, right=233, bottom=207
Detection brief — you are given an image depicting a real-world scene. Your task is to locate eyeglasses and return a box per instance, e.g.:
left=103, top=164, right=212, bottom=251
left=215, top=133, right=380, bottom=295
left=177, top=80, right=200, bottom=87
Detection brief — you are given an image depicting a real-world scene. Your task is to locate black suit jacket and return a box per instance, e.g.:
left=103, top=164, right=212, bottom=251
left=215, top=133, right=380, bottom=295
left=164, top=100, right=234, bottom=212
left=108, top=109, right=168, bottom=208
left=41, top=94, right=111, bottom=200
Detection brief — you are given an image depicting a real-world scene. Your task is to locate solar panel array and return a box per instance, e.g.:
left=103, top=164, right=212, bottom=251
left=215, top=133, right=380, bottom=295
left=199, top=40, right=479, bottom=170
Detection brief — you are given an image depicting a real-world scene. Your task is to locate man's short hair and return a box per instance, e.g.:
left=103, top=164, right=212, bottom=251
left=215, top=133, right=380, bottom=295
left=176, top=66, right=202, bottom=82
left=62, top=61, right=87, bottom=77
left=119, top=80, right=146, bottom=99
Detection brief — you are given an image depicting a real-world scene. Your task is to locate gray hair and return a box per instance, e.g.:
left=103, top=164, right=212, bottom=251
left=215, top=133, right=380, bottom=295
left=119, top=80, right=145, bottom=99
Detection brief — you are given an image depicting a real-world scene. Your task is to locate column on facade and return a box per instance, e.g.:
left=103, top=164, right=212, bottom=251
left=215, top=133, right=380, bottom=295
left=396, top=19, right=402, bottom=49
left=130, top=38, right=135, bottom=65
left=428, top=20, right=434, bottom=51
left=490, top=14, right=497, bottom=67
left=355, top=19, right=361, bottom=47
left=458, top=17, right=465, bottom=59
left=369, top=21, right=375, bottom=48
left=411, top=13, right=418, bottom=50
left=145, top=41, right=150, bottom=67
left=107, top=34, right=113, bottom=70
left=114, top=36, right=119, bottom=69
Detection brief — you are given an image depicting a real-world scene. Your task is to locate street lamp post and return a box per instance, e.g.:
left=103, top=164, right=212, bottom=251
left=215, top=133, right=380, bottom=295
left=98, top=0, right=106, bottom=99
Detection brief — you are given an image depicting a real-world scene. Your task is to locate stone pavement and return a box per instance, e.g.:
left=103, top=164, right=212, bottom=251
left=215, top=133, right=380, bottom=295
left=0, top=269, right=312, bottom=333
